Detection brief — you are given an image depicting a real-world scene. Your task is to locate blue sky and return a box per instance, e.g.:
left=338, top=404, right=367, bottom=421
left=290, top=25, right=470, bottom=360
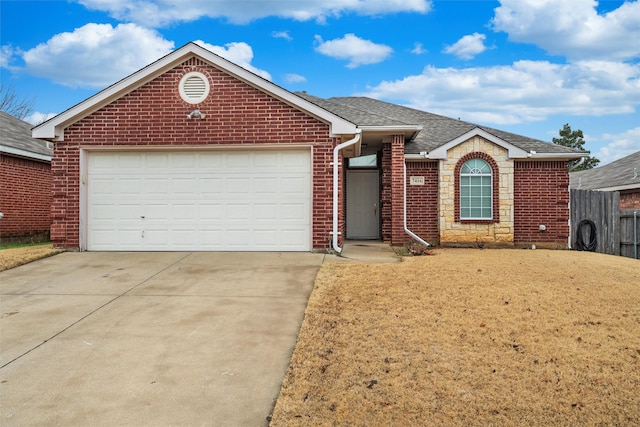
left=1, top=0, right=639, bottom=165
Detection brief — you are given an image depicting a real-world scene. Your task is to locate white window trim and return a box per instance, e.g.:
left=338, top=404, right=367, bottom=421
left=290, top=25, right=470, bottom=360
left=460, top=159, right=493, bottom=220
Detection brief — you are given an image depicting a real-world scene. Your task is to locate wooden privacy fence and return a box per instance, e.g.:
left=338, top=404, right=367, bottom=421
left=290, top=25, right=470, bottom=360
left=570, top=189, right=639, bottom=259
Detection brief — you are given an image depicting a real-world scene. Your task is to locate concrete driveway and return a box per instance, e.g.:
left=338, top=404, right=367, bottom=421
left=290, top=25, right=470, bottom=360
left=0, top=251, right=324, bottom=426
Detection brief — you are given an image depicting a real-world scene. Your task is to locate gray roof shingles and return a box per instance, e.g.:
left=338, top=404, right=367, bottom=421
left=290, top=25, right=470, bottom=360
left=570, top=151, right=640, bottom=190
left=296, top=93, right=582, bottom=156
left=0, top=111, right=53, bottom=159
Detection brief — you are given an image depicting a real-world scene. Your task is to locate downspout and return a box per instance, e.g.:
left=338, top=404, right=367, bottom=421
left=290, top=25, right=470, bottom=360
left=404, top=161, right=431, bottom=248
left=568, top=155, right=587, bottom=172
left=332, top=130, right=362, bottom=254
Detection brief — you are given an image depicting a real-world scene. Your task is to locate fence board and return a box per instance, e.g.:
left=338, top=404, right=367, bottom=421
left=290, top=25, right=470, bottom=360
left=570, top=189, right=620, bottom=256
left=620, top=210, right=639, bottom=259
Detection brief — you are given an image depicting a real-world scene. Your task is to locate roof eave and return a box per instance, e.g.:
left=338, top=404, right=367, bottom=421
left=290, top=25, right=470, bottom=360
left=0, top=144, right=52, bottom=162
left=359, top=124, right=422, bottom=140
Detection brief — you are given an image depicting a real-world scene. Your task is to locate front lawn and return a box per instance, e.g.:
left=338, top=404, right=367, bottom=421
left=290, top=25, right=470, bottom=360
left=270, top=249, right=640, bottom=426
left=0, top=243, right=61, bottom=271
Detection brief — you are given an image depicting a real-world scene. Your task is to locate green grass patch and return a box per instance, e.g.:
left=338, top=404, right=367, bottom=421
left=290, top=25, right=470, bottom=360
left=0, top=241, right=52, bottom=250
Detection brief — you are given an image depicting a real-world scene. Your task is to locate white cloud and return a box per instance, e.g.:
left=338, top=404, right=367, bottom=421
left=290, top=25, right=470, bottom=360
left=593, top=127, right=640, bottom=165
left=284, top=73, right=307, bottom=83
left=0, top=45, right=15, bottom=69
left=492, top=0, right=640, bottom=61
left=194, top=40, right=271, bottom=80
left=25, top=112, right=58, bottom=126
left=443, top=33, right=487, bottom=60
left=360, top=60, right=640, bottom=125
left=272, top=31, right=293, bottom=41
left=411, top=42, right=427, bottom=55
left=314, top=34, right=393, bottom=68
left=78, top=0, right=431, bottom=26
left=7, top=25, right=271, bottom=89
left=19, top=23, right=174, bottom=88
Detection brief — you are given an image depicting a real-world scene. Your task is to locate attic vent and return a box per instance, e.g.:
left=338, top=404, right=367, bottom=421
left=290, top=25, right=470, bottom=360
left=179, top=71, right=210, bottom=104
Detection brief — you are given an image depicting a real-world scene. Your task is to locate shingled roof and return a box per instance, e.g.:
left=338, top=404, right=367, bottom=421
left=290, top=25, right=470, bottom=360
left=296, top=93, right=582, bottom=156
left=570, top=151, right=640, bottom=191
left=0, top=111, right=52, bottom=161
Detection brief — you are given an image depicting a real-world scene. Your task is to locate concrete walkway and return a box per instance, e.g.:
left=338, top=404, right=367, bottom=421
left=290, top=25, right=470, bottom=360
left=0, top=244, right=398, bottom=426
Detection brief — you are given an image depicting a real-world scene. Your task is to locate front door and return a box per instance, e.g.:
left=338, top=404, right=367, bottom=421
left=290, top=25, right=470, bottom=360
left=346, top=170, right=380, bottom=239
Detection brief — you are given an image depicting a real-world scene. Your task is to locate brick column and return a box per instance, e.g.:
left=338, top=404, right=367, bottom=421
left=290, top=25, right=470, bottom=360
left=390, top=134, right=405, bottom=245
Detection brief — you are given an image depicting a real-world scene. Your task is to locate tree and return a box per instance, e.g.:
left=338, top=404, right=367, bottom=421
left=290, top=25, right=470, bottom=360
left=552, top=123, right=600, bottom=170
left=0, top=82, right=35, bottom=120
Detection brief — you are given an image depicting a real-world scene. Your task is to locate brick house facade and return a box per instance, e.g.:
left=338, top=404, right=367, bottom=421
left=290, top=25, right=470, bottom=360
left=33, top=43, right=584, bottom=252
left=0, top=112, right=53, bottom=244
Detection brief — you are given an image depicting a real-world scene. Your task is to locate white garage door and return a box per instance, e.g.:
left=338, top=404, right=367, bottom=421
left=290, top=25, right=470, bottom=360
left=86, top=150, right=311, bottom=251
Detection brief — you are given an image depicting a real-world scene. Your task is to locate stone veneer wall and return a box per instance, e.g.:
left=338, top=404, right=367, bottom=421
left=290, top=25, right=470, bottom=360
left=439, top=136, right=514, bottom=245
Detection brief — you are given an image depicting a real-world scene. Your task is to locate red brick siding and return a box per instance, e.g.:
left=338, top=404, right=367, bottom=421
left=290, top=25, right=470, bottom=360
left=51, top=57, right=337, bottom=250
left=390, top=136, right=405, bottom=244
left=454, top=152, right=500, bottom=223
left=380, top=143, right=392, bottom=241
left=0, top=154, right=52, bottom=241
left=620, top=191, right=640, bottom=210
left=405, top=161, right=439, bottom=244
left=514, top=161, right=570, bottom=244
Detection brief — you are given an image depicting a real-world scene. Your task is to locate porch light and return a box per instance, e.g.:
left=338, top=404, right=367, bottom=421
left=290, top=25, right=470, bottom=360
left=187, top=109, right=206, bottom=119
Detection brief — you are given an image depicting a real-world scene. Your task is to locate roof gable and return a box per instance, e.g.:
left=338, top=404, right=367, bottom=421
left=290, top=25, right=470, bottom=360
left=33, top=42, right=357, bottom=141
left=426, top=127, right=528, bottom=159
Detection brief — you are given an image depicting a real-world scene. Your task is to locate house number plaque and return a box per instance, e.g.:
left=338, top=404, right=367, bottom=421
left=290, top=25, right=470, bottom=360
left=410, top=176, right=425, bottom=186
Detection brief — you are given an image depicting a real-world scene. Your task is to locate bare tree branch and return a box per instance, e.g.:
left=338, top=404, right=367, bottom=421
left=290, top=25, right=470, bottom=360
left=0, top=82, right=35, bottom=120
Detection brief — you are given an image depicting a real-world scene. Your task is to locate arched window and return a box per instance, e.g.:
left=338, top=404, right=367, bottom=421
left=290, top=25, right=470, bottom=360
left=460, top=158, right=492, bottom=219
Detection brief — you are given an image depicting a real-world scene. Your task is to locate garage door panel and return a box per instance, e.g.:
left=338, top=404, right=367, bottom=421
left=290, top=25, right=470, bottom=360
left=145, top=178, right=170, bottom=193
left=87, top=150, right=311, bottom=251
left=282, top=176, right=309, bottom=194
left=282, top=202, right=308, bottom=221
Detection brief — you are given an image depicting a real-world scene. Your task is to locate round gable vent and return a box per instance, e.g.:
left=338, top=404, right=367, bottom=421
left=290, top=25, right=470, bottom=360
left=179, top=71, right=210, bottom=104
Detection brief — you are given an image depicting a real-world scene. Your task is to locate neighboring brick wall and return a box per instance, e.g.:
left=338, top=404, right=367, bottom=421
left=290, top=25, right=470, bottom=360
left=620, top=190, right=640, bottom=210
left=514, top=160, right=570, bottom=246
left=0, top=154, right=52, bottom=242
left=50, top=57, right=337, bottom=250
left=405, top=161, right=439, bottom=244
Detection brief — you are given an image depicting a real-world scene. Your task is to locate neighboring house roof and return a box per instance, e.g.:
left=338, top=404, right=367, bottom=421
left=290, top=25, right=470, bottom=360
left=32, top=42, right=357, bottom=141
left=0, top=111, right=52, bottom=162
left=570, top=151, right=640, bottom=191
left=297, top=93, right=583, bottom=159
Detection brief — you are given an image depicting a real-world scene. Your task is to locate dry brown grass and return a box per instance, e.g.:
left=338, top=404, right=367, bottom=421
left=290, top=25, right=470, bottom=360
left=0, top=244, right=61, bottom=271
left=270, top=249, right=640, bottom=426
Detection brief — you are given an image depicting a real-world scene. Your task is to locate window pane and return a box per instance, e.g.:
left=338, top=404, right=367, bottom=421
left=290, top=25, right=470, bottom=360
left=470, top=186, right=482, bottom=197
left=470, top=208, right=482, bottom=217
left=470, top=197, right=482, bottom=208
left=349, top=154, right=377, bottom=168
left=461, top=186, right=469, bottom=197
left=481, top=207, right=492, bottom=218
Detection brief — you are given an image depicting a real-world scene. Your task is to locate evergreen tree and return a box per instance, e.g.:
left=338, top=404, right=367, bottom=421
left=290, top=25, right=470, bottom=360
left=552, top=123, right=600, bottom=170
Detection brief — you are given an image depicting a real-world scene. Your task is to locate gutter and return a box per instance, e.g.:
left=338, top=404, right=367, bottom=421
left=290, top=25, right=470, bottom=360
left=332, top=130, right=362, bottom=254
left=404, top=161, right=431, bottom=248
left=0, top=145, right=52, bottom=162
